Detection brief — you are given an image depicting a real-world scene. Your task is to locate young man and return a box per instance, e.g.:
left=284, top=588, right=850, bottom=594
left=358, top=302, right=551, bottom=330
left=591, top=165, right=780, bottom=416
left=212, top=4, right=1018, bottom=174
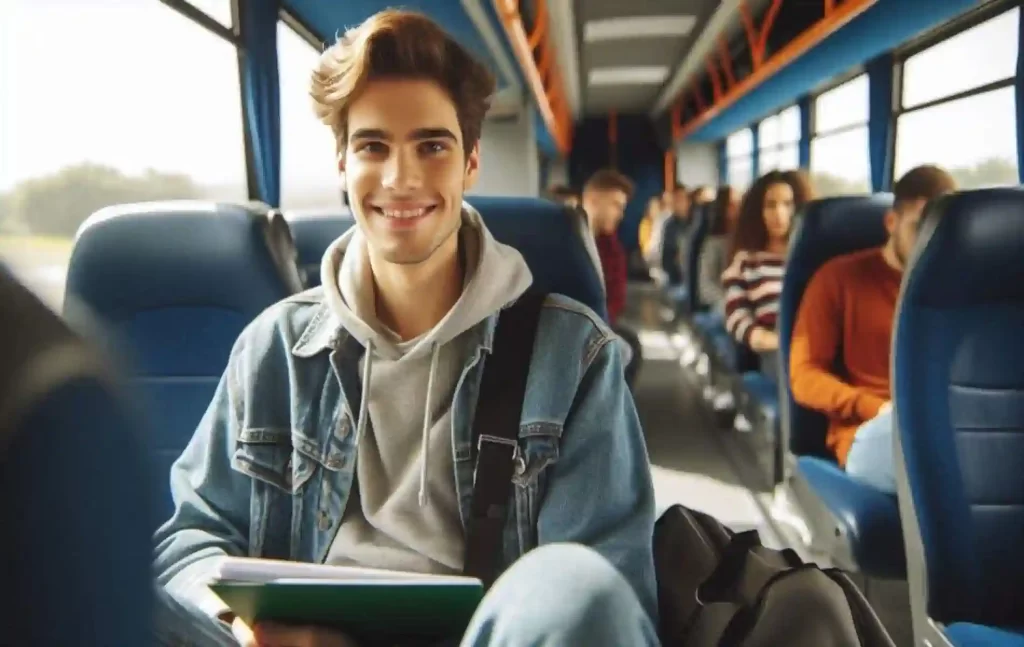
left=152, top=9, right=658, bottom=647
left=788, top=165, right=956, bottom=490
left=581, top=169, right=632, bottom=325
left=581, top=168, right=642, bottom=388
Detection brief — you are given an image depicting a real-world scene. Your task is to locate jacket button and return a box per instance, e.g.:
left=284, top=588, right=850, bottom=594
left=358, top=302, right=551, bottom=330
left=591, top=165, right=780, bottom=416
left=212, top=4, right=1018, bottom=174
left=317, top=510, right=331, bottom=531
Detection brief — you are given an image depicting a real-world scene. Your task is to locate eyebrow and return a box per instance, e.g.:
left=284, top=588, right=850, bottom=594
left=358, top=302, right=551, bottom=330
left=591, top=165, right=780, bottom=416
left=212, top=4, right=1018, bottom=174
left=349, top=127, right=459, bottom=144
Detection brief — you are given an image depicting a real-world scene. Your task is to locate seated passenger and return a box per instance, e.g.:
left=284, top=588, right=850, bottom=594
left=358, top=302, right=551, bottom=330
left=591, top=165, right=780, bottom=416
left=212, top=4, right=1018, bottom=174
left=152, top=10, right=658, bottom=647
left=722, top=170, right=809, bottom=354
left=698, top=185, right=739, bottom=315
left=789, top=165, right=956, bottom=476
left=660, top=183, right=692, bottom=288
left=581, top=168, right=642, bottom=387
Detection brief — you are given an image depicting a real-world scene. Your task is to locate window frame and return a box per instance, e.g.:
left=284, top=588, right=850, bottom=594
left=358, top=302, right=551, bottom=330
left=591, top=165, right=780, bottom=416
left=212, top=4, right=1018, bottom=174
left=158, top=0, right=241, bottom=44
left=810, top=72, right=869, bottom=141
left=806, top=72, right=872, bottom=195
left=724, top=127, right=755, bottom=190
left=756, top=104, right=801, bottom=172
left=893, top=0, right=1018, bottom=117
left=890, top=0, right=1019, bottom=186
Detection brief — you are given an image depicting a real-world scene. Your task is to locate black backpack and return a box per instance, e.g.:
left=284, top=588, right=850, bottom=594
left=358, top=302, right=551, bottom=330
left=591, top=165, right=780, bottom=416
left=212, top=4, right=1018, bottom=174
left=653, top=504, right=896, bottom=647
left=463, top=292, right=895, bottom=647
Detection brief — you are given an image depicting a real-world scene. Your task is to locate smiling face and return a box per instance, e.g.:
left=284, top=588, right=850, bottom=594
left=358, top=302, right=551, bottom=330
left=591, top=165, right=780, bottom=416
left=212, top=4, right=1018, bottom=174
left=340, top=78, right=480, bottom=266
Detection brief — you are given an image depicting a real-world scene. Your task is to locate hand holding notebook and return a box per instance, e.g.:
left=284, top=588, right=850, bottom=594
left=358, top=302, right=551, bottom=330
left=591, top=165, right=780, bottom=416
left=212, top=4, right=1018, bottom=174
left=210, top=557, right=484, bottom=642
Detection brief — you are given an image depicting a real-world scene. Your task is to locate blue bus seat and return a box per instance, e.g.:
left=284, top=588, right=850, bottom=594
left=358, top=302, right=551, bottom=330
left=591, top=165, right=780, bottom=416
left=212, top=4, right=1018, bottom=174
left=468, top=196, right=608, bottom=321
left=1, top=265, right=153, bottom=646
left=944, top=624, right=1024, bottom=647
left=893, top=187, right=1024, bottom=646
left=776, top=194, right=902, bottom=577
left=63, top=200, right=303, bottom=521
left=285, top=209, right=356, bottom=287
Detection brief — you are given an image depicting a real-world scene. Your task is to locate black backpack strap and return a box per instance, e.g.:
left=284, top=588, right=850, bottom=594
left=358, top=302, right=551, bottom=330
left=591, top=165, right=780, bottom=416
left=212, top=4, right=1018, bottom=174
left=462, top=289, right=547, bottom=588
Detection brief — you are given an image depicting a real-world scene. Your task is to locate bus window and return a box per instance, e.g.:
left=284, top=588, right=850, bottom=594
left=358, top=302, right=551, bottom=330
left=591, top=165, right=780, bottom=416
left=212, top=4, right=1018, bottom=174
left=0, top=1, right=247, bottom=309
left=278, top=20, right=345, bottom=212
left=725, top=128, right=754, bottom=192
left=895, top=7, right=1020, bottom=189
left=809, top=74, right=870, bottom=197
left=758, top=105, right=800, bottom=172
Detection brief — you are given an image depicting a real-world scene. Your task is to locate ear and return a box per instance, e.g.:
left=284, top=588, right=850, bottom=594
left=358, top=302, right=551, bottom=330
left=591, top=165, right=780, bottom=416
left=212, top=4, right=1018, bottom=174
left=884, top=209, right=898, bottom=236
left=463, top=141, right=481, bottom=191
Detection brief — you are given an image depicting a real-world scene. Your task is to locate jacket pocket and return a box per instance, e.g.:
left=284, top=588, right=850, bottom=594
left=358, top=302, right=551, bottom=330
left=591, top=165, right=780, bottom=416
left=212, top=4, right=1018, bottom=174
left=231, top=428, right=318, bottom=495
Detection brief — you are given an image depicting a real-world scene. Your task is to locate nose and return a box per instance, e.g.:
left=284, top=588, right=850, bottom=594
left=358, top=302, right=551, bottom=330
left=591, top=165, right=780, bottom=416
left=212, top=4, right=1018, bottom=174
left=381, top=146, right=422, bottom=190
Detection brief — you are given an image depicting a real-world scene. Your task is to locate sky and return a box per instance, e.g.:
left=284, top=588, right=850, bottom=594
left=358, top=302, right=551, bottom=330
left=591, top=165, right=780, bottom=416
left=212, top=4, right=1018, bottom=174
left=0, top=0, right=339, bottom=205
left=0, top=0, right=1019, bottom=196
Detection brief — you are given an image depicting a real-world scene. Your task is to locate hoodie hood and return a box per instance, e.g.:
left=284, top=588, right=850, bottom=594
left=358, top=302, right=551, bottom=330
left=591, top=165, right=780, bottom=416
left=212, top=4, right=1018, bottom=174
left=319, top=202, right=533, bottom=508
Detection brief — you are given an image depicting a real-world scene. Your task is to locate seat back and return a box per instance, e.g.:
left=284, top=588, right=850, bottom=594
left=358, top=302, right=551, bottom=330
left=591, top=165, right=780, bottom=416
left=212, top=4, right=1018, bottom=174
left=262, top=207, right=306, bottom=292
left=286, top=209, right=357, bottom=287
left=0, top=266, right=153, bottom=646
left=778, top=195, right=892, bottom=458
left=64, top=200, right=302, bottom=520
left=685, top=203, right=711, bottom=311
left=893, top=187, right=1024, bottom=628
left=467, top=196, right=608, bottom=321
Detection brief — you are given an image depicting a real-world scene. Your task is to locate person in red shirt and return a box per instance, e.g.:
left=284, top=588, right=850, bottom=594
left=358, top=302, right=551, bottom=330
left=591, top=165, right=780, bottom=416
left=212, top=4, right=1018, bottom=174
left=581, top=168, right=640, bottom=387
left=789, top=165, right=957, bottom=472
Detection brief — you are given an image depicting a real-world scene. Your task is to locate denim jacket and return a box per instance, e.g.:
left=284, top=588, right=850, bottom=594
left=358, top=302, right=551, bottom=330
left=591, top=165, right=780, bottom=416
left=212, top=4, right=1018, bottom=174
left=152, top=287, right=658, bottom=623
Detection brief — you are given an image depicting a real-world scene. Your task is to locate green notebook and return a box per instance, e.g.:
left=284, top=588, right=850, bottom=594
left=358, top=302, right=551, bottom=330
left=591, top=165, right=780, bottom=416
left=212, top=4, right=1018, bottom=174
left=209, top=558, right=484, bottom=642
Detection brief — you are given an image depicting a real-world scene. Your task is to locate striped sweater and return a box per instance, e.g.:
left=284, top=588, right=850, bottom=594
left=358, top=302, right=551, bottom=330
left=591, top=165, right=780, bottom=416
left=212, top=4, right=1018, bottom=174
left=722, top=250, right=786, bottom=346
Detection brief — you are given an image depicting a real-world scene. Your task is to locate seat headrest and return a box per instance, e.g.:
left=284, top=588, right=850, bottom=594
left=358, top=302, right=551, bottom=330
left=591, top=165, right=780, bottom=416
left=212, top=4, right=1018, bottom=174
left=904, top=187, right=1024, bottom=307
left=285, top=210, right=357, bottom=288
left=65, top=201, right=296, bottom=320
left=789, top=195, right=892, bottom=273
left=467, top=196, right=608, bottom=321
left=779, top=194, right=892, bottom=459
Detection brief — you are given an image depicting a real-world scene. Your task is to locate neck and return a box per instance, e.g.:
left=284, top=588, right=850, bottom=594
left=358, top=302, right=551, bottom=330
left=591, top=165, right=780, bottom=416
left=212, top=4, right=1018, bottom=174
left=369, top=232, right=464, bottom=341
left=766, top=237, right=787, bottom=254
left=881, top=240, right=903, bottom=273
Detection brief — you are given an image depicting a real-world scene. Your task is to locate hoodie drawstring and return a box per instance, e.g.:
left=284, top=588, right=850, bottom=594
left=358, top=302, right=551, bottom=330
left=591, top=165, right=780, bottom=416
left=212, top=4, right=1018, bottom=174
left=354, top=339, right=374, bottom=452
left=418, top=343, right=441, bottom=507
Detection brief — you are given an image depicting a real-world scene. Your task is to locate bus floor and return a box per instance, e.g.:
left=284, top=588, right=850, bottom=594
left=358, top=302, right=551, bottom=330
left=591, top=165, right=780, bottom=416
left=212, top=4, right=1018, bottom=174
left=623, top=283, right=914, bottom=645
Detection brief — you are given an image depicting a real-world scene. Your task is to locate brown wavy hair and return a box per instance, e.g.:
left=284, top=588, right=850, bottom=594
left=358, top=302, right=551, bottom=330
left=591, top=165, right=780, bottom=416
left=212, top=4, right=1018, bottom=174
left=310, top=10, right=496, bottom=159
left=728, top=170, right=813, bottom=261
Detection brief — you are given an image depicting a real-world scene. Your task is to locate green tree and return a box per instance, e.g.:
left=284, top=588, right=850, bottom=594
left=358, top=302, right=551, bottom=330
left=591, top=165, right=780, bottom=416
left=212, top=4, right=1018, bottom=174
left=3, top=163, right=201, bottom=238
left=808, top=172, right=871, bottom=197
left=948, top=157, right=1018, bottom=189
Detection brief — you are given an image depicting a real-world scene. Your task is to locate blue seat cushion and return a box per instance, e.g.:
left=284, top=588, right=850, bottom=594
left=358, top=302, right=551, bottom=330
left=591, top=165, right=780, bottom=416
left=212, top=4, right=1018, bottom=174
left=946, top=623, right=1024, bottom=647
left=797, top=456, right=905, bottom=578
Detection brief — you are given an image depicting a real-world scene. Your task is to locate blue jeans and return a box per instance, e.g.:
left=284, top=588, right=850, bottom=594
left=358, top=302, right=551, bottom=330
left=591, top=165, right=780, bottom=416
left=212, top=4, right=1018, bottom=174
left=845, top=408, right=896, bottom=494
left=155, top=544, right=660, bottom=647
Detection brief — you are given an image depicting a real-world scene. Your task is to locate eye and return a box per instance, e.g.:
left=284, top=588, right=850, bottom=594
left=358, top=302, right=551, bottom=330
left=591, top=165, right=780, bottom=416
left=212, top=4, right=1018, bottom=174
left=419, top=141, right=449, bottom=155
left=356, top=141, right=387, bottom=155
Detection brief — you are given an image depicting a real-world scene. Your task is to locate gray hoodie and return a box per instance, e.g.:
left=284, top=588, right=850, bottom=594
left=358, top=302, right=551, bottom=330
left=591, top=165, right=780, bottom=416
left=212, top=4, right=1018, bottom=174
left=320, top=204, right=533, bottom=574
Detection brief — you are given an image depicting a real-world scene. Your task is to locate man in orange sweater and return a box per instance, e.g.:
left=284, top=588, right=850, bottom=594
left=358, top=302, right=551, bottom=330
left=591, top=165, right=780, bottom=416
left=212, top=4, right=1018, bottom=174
left=789, top=165, right=956, bottom=488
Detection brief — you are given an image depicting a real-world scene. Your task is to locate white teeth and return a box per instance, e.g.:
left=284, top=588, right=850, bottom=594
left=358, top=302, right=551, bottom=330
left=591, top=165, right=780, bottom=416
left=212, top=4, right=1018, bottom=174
left=381, top=207, right=429, bottom=219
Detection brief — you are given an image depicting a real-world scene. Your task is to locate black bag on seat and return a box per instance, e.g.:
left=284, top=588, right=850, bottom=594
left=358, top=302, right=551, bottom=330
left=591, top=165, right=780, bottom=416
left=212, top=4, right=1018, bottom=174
left=653, top=504, right=896, bottom=647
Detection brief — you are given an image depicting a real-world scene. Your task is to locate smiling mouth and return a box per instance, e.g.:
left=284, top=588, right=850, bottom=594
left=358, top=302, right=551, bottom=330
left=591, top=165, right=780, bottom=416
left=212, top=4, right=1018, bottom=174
left=371, top=205, right=437, bottom=219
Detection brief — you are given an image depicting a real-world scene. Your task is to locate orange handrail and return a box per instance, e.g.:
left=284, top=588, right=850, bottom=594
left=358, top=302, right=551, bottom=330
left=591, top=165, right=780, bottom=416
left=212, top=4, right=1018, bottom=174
left=675, top=0, right=877, bottom=143
left=494, top=0, right=572, bottom=155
